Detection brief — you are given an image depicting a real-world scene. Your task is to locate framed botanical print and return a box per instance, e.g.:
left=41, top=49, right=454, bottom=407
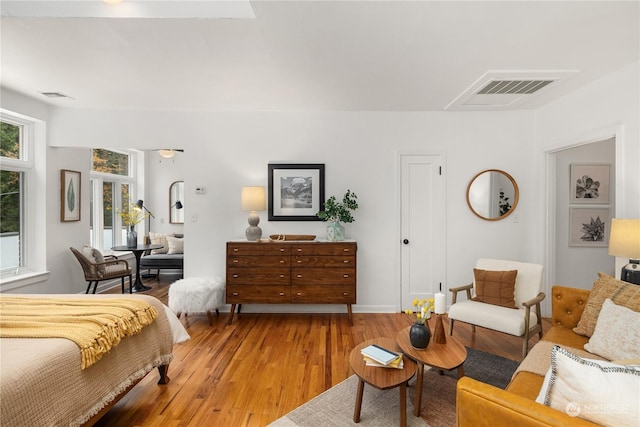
left=570, top=163, right=610, bottom=204
left=61, top=169, right=81, bottom=222
left=569, top=207, right=610, bottom=247
left=268, top=163, right=325, bottom=221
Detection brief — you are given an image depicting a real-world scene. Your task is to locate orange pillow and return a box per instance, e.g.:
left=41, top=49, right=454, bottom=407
left=472, top=269, right=518, bottom=309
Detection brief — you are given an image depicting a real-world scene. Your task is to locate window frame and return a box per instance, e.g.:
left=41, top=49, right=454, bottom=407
left=0, top=109, right=48, bottom=289
left=90, top=149, right=138, bottom=251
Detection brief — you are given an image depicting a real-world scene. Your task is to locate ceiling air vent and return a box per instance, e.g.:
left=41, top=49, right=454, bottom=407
left=445, top=70, right=579, bottom=110
left=477, top=79, right=554, bottom=95
left=39, top=91, right=75, bottom=99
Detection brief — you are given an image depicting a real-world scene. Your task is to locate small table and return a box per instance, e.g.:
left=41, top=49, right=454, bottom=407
left=112, top=244, right=163, bottom=293
left=396, top=324, right=467, bottom=417
left=349, top=337, right=417, bottom=427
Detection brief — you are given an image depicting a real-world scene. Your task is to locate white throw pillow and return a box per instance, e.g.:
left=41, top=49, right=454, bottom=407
left=167, top=235, right=184, bottom=255
left=542, top=345, right=640, bottom=427
left=149, top=232, right=172, bottom=254
left=82, top=245, right=97, bottom=263
left=584, top=298, right=640, bottom=361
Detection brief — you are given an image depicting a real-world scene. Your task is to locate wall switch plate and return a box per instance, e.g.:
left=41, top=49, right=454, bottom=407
left=195, top=186, right=206, bottom=194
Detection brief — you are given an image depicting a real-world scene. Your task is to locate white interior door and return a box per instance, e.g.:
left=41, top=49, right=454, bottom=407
left=400, top=153, right=446, bottom=310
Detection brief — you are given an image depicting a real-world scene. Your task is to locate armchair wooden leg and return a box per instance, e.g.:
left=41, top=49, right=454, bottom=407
left=86, top=281, right=92, bottom=294
left=449, top=319, right=455, bottom=335
left=121, top=277, right=125, bottom=294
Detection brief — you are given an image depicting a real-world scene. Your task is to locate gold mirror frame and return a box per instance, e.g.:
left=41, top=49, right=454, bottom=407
left=466, top=169, right=519, bottom=221
left=169, top=181, right=184, bottom=224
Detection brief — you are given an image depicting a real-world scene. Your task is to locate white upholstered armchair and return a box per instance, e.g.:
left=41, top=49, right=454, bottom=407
left=448, top=258, right=545, bottom=358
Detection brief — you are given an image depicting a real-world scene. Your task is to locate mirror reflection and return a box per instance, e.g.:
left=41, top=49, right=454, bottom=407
left=170, top=181, right=184, bottom=224
left=466, top=169, right=519, bottom=221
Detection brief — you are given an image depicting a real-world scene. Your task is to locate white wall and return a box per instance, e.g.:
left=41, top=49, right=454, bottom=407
left=3, top=60, right=637, bottom=313
left=536, top=61, right=640, bottom=297
left=46, top=108, right=538, bottom=311
left=554, top=138, right=616, bottom=289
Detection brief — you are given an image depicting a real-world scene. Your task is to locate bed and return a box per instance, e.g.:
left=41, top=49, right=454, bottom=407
left=0, top=293, right=189, bottom=427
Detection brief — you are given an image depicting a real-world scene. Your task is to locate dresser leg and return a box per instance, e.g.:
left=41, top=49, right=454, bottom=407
left=347, top=304, right=353, bottom=326
left=227, top=304, right=236, bottom=325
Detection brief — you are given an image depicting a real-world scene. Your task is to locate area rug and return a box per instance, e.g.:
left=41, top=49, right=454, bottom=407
left=268, top=347, right=518, bottom=427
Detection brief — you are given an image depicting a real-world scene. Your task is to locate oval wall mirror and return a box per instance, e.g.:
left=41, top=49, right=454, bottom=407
left=466, top=169, right=519, bottom=221
left=169, top=181, right=184, bottom=224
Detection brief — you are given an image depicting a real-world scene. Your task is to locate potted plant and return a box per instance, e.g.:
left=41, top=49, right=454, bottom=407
left=404, top=298, right=435, bottom=349
left=118, top=202, right=148, bottom=248
left=316, top=190, right=358, bottom=241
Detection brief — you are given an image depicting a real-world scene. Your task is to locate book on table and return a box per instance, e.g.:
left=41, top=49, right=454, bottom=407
left=363, top=354, right=404, bottom=369
left=360, top=344, right=403, bottom=367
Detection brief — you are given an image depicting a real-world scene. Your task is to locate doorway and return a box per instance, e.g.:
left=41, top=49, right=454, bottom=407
left=399, top=153, right=446, bottom=309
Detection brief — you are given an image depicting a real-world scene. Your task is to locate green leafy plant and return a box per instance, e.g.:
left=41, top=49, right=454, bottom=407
left=316, top=190, right=358, bottom=223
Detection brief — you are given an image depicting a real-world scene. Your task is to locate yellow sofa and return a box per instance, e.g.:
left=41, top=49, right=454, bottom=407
left=456, top=285, right=600, bottom=427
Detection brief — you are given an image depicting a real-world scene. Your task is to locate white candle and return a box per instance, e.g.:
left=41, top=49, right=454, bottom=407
left=434, top=292, right=446, bottom=314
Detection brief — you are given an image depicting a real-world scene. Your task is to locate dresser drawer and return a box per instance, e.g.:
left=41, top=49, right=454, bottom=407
left=293, top=255, right=355, bottom=267
left=291, top=285, right=356, bottom=303
left=291, top=243, right=357, bottom=256
left=227, top=268, right=290, bottom=285
left=226, top=285, right=291, bottom=303
left=228, top=256, right=290, bottom=268
left=291, top=268, right=355, bottom=285
left=227, top=243, right=290, bottom=256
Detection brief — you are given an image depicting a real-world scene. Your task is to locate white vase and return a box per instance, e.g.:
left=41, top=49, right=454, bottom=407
left=326, top=221, right=345, bottom=241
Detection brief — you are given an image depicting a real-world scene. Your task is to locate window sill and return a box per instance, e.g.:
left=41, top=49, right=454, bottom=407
left=0, top=270, right=50, bottom=292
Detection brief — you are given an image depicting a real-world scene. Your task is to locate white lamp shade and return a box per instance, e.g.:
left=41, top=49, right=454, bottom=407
left=608, top=218, right=640, bottom=259
left=241, top=186, right=266, bottom=211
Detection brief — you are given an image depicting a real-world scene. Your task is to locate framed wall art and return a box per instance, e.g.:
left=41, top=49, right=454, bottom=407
left=268, top=163, right=325, bottom=221
left=569, top=207, right=610, bottom=247
left=570, top=163, right=610, bottom=204
left=61, top=169, right=81, bottom=222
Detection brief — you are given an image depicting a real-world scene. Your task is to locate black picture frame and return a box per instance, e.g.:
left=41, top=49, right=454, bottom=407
left=268, top=163, right=325, bottom=221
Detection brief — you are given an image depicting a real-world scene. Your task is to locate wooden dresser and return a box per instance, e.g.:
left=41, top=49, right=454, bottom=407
left=226, top=240, right=357, bottom=324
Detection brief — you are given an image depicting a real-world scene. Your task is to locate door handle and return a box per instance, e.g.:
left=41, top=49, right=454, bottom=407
left=403, top=239, right=409, bottom=244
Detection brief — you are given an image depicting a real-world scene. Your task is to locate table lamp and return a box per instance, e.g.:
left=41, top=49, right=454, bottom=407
left=608, top=218, right=640, bottom=285
left=241, top=186, right=266, bottom=241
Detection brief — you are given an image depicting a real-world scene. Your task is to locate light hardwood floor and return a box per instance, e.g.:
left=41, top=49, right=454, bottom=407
left=97, top=274, right=550, bottom=426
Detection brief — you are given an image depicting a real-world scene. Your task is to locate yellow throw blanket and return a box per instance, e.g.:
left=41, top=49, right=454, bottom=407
left=0, top=296, right=158, bottom=369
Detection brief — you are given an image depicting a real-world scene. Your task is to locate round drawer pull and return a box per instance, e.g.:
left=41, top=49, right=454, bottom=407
left=280, top=260, right=285, bottom=263
left=297, top=274, right=302, bottom=278
left=297, top=248, right=303, bottom=252
left=280, top=275, right=285, bottom=278
left=233, top=260, right=239, bottom=263
left=343, top=249, right=349, bottom=252
left=343, top=292, right=349, bottom=296
left=280, top=248, right=285, bottom=252
left=279, top=292, right=285, bottom=296
left=297, top=292, right=302, bottom=296
left=297, top=260, right=302, bottom=263
left=233, top=274, right=239, bottom=278
left=233, top=248, right=239, bottom=252
left=343, top=260, right=349, bottom=264
left=233, top=292, right=239, bottom=296
left=343, top=274, right=349, bottom=278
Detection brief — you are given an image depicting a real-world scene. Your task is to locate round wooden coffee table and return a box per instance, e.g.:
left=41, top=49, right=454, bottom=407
left=349, top=337, right=417, bottom=427
left=396, top=325, right=467, bottom=417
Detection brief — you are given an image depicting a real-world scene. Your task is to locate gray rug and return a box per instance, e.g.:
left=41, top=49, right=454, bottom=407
left=268, top=347, right=518, bottom=427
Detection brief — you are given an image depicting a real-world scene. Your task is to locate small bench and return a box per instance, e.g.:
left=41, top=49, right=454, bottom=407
left=140, top=253, right=183, bottom=278
left=168, top=277, right=225, bottom=326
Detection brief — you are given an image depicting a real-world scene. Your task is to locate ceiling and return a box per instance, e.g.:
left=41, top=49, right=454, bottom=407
left=1, top=1, right=638, bottom=111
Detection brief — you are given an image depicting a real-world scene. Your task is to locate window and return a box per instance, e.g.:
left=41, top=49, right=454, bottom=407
left=1, top=117, right=28, bottom=272
left=90, top=149, right=137, bottom=251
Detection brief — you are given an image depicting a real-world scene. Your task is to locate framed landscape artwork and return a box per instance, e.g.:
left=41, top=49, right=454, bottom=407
left=569, top=207, right=610, bottom=247
left=61, top=169, right=81, bottom=222
left=268, top=163, right=325, bottom=221
left=570, top=163, right=610, bottom=204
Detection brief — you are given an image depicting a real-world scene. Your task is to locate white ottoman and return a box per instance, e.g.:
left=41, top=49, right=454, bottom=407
left=168, top=276, right=225, bottom=326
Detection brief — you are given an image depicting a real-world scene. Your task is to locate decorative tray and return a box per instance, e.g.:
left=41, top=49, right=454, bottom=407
left=269, top=234, right=316, bottom=241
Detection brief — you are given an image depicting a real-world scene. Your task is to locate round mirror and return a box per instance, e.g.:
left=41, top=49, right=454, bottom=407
left=466, top=169, right=519, bottom=221
left=169, top=181, right=184, bottom=224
